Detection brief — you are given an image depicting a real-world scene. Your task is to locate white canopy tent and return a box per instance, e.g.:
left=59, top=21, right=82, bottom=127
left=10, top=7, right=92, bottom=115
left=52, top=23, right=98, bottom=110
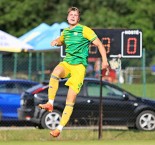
left=0, top=30, right=33, bottom=52
left=0, top=30, right=33, bottom=78
left=18, top=22, right=69, bottom=81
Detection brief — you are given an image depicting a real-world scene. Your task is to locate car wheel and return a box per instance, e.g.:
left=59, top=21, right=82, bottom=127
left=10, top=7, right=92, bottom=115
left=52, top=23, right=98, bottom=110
left=40, top=110, right=62, bottom=129
left=136, top=110, right=155, bottom=131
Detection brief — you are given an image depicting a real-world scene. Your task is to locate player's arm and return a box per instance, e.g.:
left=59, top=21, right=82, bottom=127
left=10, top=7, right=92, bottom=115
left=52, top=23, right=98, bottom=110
left=92, top=38, right=109, bottom=69
left=51, top=37, right=64, bottom=46
left=83, top=26, right=109, bottom=69
left=51, top=30, right=64, bottom=46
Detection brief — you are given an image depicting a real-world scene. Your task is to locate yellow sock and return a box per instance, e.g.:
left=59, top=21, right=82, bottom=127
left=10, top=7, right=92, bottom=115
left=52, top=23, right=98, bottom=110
left=48, top=74, right=59, bottom=100
left=59, top=102, right=74, bottom=127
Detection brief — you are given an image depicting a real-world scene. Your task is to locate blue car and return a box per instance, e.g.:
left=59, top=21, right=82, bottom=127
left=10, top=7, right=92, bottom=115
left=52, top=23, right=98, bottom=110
left=0, top=78, right=39, bottom=121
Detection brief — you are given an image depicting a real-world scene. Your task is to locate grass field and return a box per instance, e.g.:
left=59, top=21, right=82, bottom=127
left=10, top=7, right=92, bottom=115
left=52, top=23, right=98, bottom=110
left=0, top=128, right=155, bottom=145
left=1, top=140, right=155, bottom=145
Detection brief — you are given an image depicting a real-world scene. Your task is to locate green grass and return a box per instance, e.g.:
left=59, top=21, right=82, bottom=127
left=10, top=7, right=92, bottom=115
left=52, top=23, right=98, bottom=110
left=1, top=129, right=155, bottom=141
left=1, top=128, right=155, bottom=145
left=1, top=140, right=155, bottom=145
left=118, top=83, right=154, bottom=99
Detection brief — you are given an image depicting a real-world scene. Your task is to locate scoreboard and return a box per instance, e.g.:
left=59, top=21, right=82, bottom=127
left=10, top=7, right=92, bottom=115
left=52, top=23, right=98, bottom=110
left=61, top=29, right=142, bottom=58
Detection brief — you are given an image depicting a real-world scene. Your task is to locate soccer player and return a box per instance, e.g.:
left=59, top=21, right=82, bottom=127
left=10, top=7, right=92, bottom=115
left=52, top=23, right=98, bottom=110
left=39, top=6, right=109, bottom=137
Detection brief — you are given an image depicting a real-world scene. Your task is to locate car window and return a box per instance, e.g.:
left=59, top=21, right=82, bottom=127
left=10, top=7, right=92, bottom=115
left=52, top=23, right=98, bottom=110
left=0, top=83, right=18, bottom=93
left=0, top=83, right=6, bottom=93
left=0, top=81, right=37, bottom=94
left=103, top=85, right=124, bottom=99
left=87, top=82, right=123, bottom=99
left=87, top=83, right=100, bottom=97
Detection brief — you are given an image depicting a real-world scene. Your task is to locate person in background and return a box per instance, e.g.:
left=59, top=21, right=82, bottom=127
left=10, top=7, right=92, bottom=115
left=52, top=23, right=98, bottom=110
left=39, top=6, right=109, bottom=137
left=94, top=58, right=101, bottom=78
left=86, top=63, right=94, bottom=77
left=102, top=68, right=118, bottom=83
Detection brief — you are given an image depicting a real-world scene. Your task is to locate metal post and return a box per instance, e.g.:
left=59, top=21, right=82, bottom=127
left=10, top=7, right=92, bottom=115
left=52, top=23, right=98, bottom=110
left=28, top=52, right=32, bottom=80
left=142, top=48, right=146, bottom=97
left=36, top=52, right=39, bottom=73
left=98, top=58, right=103, bottom=140
left=13, top=53, right=18, bottom=79
left=41, top=52, right=45, bottom=81
left=36, top=52, right=40, bottom=82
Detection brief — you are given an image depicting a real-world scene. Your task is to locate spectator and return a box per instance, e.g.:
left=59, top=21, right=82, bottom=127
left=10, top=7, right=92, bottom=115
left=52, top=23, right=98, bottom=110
left=102, top=68, right=117, bottom=83
left=94, top=58, right=101, bottom=78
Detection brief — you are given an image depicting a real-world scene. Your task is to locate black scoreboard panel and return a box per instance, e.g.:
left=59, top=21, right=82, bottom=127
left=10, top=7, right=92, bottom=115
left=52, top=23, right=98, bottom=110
left=121, top=30, right=142, bottom=58
left=89, top=29, right=122, bottom=58
left=61, top=29, right=142, bottom=58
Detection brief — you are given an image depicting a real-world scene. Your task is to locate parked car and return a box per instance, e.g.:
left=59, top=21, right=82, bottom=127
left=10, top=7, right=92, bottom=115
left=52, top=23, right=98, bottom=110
left=18, top=78, right=155, bottom=131
left=0, top=78, right=39, bottom=121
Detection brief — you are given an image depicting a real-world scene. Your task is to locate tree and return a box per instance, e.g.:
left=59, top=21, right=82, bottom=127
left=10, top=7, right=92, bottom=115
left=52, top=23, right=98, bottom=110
left=0, top=0, right=155, bottom=64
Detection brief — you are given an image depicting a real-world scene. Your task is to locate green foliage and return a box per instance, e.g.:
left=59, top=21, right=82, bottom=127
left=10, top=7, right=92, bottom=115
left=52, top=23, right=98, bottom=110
left=0, top=0, right=155, bottom=64
left=0, top=0, right=59, bottom=36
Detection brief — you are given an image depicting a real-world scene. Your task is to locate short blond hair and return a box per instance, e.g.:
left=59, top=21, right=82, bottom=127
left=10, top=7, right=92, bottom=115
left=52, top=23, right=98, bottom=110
left=68, top=7, right=80, bottom=16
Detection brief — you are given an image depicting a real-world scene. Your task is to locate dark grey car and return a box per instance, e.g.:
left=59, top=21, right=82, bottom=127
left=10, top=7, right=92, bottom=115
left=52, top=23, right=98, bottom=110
left=18, top=78, right=155, bottom=131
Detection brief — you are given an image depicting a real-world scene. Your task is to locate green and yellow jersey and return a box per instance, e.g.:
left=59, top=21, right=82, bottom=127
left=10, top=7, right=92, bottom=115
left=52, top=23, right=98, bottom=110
left=60, top=24, right=97, bottom=67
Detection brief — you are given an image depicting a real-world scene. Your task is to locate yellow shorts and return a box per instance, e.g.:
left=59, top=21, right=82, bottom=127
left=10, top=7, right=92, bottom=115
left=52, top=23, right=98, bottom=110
left=58, top=61, right=86, bottom=94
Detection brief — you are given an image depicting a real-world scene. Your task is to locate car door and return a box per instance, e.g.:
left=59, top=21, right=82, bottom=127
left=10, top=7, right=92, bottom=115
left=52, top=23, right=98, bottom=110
left=73, top=81, right=100, bottom=121
left=73, top=80, right=137, bottom=126
left=102, top=84, right=137, bottom=125
left=0, top=82, right=20, bottom=120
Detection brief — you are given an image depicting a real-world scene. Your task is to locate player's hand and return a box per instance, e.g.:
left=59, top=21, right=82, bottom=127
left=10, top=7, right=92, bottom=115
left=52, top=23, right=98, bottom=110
left=102, top=61, right=109, bottom=69
left=51, top=40, right=58, bottom=46
left=102, top=61, right=110, bottom=76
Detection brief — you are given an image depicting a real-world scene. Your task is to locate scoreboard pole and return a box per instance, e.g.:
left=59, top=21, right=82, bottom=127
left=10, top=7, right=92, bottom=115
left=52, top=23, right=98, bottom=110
left=98, top=58, right=103, bottom=140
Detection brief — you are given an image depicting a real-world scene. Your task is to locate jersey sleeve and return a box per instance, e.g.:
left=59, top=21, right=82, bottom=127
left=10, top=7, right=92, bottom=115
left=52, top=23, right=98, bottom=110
left=59, top=30, right=64, bottom=43
left=83, top=26, right=97, bottom=42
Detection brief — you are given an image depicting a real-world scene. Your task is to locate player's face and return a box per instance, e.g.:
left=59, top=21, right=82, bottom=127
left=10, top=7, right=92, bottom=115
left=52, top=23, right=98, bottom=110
left=67, top=10, right=80, bottom=26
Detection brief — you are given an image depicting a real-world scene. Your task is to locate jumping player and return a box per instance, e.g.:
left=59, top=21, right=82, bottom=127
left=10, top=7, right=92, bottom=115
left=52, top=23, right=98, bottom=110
left=39, top=6, right=109, bottom=137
